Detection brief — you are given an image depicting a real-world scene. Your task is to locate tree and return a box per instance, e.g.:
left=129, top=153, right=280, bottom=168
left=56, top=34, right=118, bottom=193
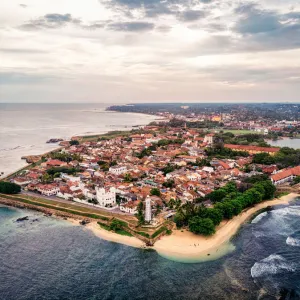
left=41, top=173, right=53, bottom=183
left=188, top=217, right=215, bottom=236
left=136, top=202, right=144, bottom=223
left=259, top=180, right=276, bottom=199
left=150, top=188, right=161, bottom=197
left=252, top=153, right=275, bottom=165
left=208, top=189, right=227, bottom=203
left=205, top=208, right=223, bottom=226
left=162, top=179, right=175, bottom=188
left=0, top=181, right=21, bottom=194
left=293, top=176, right=300, bottom=185
left=124, top=173, right=133, bottom=182
left=110, top=219, right=124, bottom=231
left=174, top=212, right=186, bottom=228
left=70, top=140, right=79, bottom=146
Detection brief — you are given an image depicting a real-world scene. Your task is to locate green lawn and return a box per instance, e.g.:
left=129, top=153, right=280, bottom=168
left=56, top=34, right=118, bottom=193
left=220, top=129, right=256, bottom=135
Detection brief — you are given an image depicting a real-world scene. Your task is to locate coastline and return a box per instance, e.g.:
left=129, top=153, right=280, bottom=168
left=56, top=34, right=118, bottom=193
left=1, top=193, right=298, bottom=262
left=153, top=193, right=299, bottom=262
left=68, top=219, right=145, bottom=248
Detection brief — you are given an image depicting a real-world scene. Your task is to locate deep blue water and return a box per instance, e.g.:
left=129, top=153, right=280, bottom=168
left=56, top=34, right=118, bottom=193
left=1, top=201, right=300, bottom=300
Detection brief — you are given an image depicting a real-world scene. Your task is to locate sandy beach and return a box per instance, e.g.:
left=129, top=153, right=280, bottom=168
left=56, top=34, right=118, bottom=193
left=153, top=193, right=299, bottom=262
left=68, top=218, right=145, bottom=248
left=64, top=193, right=299, bottom=262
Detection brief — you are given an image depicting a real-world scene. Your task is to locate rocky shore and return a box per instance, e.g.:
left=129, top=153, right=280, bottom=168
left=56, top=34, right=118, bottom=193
left=0, top=197, right=93, bottom=222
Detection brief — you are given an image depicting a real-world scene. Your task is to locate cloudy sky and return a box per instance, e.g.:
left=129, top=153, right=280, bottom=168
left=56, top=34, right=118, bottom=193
left=1, top=0, right=300, bottom=103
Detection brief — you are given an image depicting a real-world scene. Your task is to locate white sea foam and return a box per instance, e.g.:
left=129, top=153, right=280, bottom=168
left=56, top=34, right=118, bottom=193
left=252, top=212, right=268, bottom=224
left=251, top=254, right=296, bottom=278
left=286, top=236, right=300, bottom=247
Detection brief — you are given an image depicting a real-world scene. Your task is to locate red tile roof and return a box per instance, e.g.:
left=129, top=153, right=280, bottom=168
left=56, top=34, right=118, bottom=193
left=224, top=144, right=280, bottom=153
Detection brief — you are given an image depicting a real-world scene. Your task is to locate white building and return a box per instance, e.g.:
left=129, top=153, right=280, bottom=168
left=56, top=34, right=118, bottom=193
left=203, top=134, right=214, bottom=145
left=37, top=184, right=59, bottom=196
left=144, top=195, right=152, bottom=222
left=96, top=186, right=116, bottom=207
left=109, top=165, right=127, bottom=175
left=61, top=173, right=81, bottom=182
left=120, top=201, right=140, bottom=214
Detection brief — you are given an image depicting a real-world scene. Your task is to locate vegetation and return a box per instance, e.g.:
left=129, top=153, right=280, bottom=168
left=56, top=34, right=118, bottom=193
left=47, top=167, right=80, bottom=176
left=205, top=144, right=249, bottom=159
left=151, top=226, right=168, bottom=238
left=161, top=164, right=178, bottom=175
left=50, top=152, right=82, bottom=162
left=174, top=179, right=276, bottom=235
left=162, top=179, right=175, bottom=188
left=150, top=188, right=161, bottom=197
left=98, top=221, right=110, bottom=231
left=69, top=140, right=80, bottom=146
left=0, top=181, right=21, bottom=194
left=252, top=147, right=300, bottom=168
left=188, top=217, right=215, bottom=236
left=136, top=231, right=150, bottom=238
left=136, top=201, right=144, bottom=224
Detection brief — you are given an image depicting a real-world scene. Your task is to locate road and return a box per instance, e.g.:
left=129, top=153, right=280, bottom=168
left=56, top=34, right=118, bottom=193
left=21, top=191, right=134, bottom=217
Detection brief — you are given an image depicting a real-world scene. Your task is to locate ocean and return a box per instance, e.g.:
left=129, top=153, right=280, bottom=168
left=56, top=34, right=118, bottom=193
left=1, top=200, right=300, bottom=300
left=0, top=103, right=157, bottom=178
left=1, top=103, right=300, bottom=299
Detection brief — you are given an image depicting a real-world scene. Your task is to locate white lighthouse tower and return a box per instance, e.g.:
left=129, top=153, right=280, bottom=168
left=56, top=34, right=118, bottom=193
left=144, top=195, right=152, bottom=223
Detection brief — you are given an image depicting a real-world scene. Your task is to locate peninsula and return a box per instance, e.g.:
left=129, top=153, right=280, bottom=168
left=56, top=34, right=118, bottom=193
left=2, top=103, right=300, bottom=260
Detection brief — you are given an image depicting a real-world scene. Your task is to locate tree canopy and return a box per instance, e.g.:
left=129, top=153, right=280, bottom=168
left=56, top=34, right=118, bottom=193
left=0, top=181, right=21, bottom=194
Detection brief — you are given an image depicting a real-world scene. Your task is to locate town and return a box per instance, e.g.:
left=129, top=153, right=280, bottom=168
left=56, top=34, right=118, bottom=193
left=7, top=107, right=300, bottom=237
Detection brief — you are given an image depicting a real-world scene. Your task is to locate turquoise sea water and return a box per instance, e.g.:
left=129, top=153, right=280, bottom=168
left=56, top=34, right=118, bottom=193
left=1, top=201, right=300, bottom=300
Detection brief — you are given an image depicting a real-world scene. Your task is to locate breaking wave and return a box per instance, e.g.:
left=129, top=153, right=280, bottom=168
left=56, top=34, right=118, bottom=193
left=286, top=237, right=300, bottom=247
left=251, top=254, right=296, bottom=278
left=252, top=212, right=268, bottom=224
left=271, top=206, right=300, bottom=218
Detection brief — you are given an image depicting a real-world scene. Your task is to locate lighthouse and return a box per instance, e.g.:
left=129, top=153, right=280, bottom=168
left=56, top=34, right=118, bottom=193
left=145, top=195, right=152, bottom=223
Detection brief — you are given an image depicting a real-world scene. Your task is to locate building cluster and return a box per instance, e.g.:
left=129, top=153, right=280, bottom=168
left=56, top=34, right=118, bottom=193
left=11, top=126, right=295, bottom=223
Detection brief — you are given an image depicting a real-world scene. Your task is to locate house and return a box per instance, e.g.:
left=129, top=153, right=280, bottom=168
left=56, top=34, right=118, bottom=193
left=61, top=173, right=81, bottom=182
left=46, top=159, right=67, bottom=167
left=224, top=144, right=280, bottom=156
left=120, top=200, right=141, bottom=214
left=96, top=186, right=117, bottom=207
left=37, top=184, right=59, bottom=196
left=109, top=165, right=127, bottom=175
left=13, top=177, right=31, bottom=186
left=271, top=166, right=300, bottom=185
left=203, top=134, right=214, bottom=145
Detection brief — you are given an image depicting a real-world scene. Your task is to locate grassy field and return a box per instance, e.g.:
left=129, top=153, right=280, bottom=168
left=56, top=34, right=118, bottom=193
left=220, top=129, right=256, bottom=135
left=0, top=194, right=139, bottom=225
left=78, top=130, right=132, bottom=142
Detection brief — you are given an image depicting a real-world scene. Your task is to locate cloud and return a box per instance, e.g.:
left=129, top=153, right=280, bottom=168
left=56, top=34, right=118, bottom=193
left=177, top=10, right=206, bottom=22
left=0, top=47, right=47, bottom=54
left=235, top=3, right=281, bottom=34
left=103, top=0, right=185, bottom=18
left=21, top=13, right=82, bottom=30
left=0, top=72, right=57, bottom=85
left=107, top=21, right=154, bottom=31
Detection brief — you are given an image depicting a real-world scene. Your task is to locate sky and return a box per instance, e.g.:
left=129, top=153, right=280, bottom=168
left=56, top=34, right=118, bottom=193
left=1, top=0, right=300, bottom=103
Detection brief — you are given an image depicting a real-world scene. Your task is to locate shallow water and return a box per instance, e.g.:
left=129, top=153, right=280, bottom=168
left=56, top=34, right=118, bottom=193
left=1, top=200, right=300, bottom=300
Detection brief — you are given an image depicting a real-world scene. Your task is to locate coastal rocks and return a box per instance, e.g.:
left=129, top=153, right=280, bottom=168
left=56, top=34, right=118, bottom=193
left=59, top=141, right=70, bottom=147
left=21, top=155, right=41, bottom=164
left=46, top=138, right=63, bottom=143
left=80, top=219, right=90, bottom=225
left=16, top=216, right=29, bottom=222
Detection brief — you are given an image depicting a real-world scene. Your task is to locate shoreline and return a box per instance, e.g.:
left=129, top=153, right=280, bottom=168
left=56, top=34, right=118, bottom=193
left=68, top=218, right=145, bottom=248
left=153, top=193, right=299, bottom=262
left=1, top=193, right=298, bottom=262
